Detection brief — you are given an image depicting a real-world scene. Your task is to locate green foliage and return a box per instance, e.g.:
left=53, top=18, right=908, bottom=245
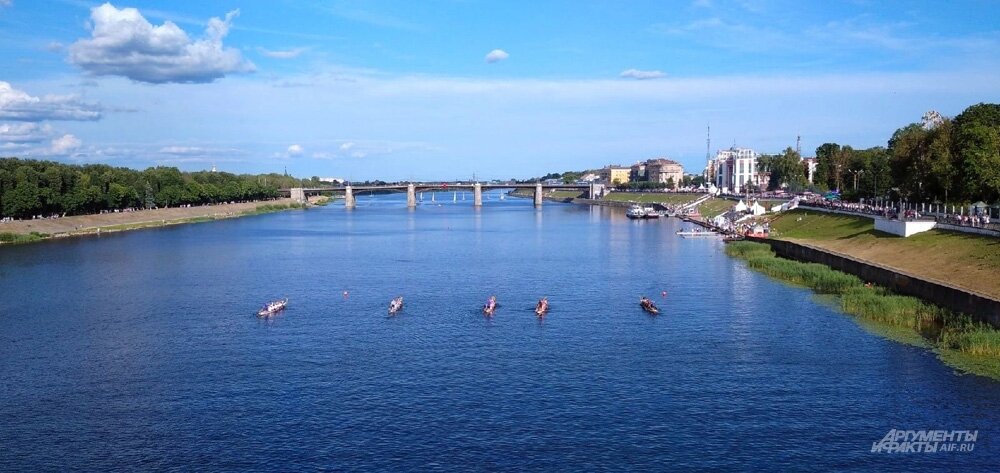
left=953, top=103, right=1000, bottom=203
left=758, top=147, right=806, bottom=191
left=0, top=158, right=284, bottom=219
left=0, top=231, right=49, bottom=244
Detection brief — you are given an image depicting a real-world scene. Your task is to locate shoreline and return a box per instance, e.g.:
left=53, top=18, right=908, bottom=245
left=725, top=241, right=1000, bottom=380
left=0, top=196, right=329, bottom=245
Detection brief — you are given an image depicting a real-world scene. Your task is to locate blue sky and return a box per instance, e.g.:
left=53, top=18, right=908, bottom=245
left=1, top=0, right=998, bottom=181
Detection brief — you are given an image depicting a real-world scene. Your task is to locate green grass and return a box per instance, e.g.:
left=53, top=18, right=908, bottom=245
left=602, top=192, right=701, bottom=205
left=242, top=202, right=305, bottom=215
left=548, top=190, right=585, bottom=199
left=0, top=231, right=50, bottom=244
left=725, top=240, right=1000, bottom=379
left=769, top=209, right=877, bottom=240
left=695, top=198, right=735, bottom=217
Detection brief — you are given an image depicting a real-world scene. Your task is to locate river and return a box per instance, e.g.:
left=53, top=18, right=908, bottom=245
left=1, top=191, right=997, bottom=471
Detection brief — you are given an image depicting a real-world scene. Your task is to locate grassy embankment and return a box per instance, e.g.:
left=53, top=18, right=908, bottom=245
left=769, top=209, right=1000, bottom=300
left=695, top=198, right=735, bottom=217
left=726, top=240, right=1000, bottom=379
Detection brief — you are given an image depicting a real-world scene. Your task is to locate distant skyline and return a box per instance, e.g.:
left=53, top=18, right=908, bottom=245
left=1, top=0, right=998, bottom=180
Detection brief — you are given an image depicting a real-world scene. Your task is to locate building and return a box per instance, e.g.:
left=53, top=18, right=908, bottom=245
left=644, top=158, right=684, bottom=188
left=710, top=147, right=759, bottom=194
left=599, top=165, right=631, bottom=185
left=577, top=172, right=600, bottom=183
left=629, top=162, right=646, bottom=182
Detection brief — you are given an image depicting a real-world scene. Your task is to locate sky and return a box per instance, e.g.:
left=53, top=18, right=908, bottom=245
left=0, top=0, right=998, bottom=181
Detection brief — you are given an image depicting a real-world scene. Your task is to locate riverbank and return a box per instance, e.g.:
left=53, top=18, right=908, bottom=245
left=0, top=196, right=329, bottom=245
left=769, top=209, right=1000, bottom=300
left=726, top=240, right=1000, bottom=379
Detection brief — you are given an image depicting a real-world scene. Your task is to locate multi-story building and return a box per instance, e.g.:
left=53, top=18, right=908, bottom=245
left=710, top=147, right=759, bottom=194
left=599, top=165, right=631, bottom=185
left=629, top=162, right=646, bottom=182
left=644, top=158, right=684, bottom=188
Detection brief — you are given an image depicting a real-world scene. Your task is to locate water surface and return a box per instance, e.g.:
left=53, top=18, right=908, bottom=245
left=1, top=192, right=997, bottom=471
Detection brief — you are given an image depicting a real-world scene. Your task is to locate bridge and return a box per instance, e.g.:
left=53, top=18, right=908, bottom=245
left=282, top=182, right=604, bottom=208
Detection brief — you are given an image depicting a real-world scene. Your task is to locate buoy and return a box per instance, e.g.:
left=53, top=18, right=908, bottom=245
left=661, top=291, right=667, bottom=297
left=343, top=291, right=349, bottom=298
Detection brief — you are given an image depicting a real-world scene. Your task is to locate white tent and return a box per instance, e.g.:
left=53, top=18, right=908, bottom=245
left=734, top=199, right=748, bottom=212
left=750, top=201, right=767, bottom=216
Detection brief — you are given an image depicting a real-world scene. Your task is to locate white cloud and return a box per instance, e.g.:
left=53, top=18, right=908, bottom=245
left=339, top=141, right=355, bottom=150
left=620, top=69, right=666, bottom=80
left=0, top=81, right=102, bottom=121
left=0, top=123, right=55, bottom=143
left=485, top=49, right=509, bottom=63
left=0, top=0, right=11, bottom=7
left=257, top=47, right=306, bottom=59
left=68, top=3, right=255, bottom=84
left=50, top=134, right=82, bottom=155
left=287, top=144, right=304, bottom=156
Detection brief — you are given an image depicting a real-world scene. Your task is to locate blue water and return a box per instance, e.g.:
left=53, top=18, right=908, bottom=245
left=1, top=192, right=997, bottom=471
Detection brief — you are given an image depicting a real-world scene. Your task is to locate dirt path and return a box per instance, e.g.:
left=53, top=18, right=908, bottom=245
left=0, top=198, right=300, bottom=236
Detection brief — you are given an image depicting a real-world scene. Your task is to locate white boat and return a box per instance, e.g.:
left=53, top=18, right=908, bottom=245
left=676, top=229, right=720, bottom=237
left=626, top=205, right=660, bottom=219
left=257, top=298, right=288, bottom=317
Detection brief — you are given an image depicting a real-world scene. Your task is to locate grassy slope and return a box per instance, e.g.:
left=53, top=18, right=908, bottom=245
left=770, top=209, right=1000, bottom=299
left=695, top=199, right=735, bottom=217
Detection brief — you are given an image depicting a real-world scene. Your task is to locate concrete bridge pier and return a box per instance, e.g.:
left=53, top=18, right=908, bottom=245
left=407, top=183, right=416, bottom=208
left=344, top=186, right=356, bottom=209
left=534, top=182, right=543, bottom=207
left=473, top=182, right=483, bottom=206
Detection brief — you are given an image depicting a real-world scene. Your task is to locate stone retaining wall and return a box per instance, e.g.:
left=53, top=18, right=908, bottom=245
left=752, top=237, right=1000, bottom=327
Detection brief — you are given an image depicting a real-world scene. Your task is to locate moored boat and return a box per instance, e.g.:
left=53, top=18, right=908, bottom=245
left=257, top=297, right=288, bottom=317
left=388, top=296, right=404, bottom=315
left=535, top=297, right=549, bottom=316
left=676, top=229, right=720, bottom=237
left=626, top=204, right=660, bottom=219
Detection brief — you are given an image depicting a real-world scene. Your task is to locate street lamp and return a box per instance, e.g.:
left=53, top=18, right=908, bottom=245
left=848, top=169, right=864, bottom=192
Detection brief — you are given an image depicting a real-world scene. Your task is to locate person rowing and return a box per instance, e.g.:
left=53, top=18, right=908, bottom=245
left=483, top=295, right=497, bottom=316
left=388, top=296, right=404, bottom=315
left=640, top=296, right=659, bottom=315
left=535, top=297, right=549, bottom=316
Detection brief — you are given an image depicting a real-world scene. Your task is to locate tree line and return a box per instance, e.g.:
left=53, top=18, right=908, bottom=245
left=0, top=158, right=328, bottom=219
left=759, top=103, right=1000, bottom=204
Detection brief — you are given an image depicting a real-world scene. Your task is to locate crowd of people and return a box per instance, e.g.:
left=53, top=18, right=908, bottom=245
left=939, top=213, right=992, bottom=228
left=799, top=197, right=909, bottom=219
left=800, top=196, right=998, bottom=231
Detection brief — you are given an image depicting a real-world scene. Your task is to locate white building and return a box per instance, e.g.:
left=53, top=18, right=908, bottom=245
left=711, top=147, right=759, bottom=194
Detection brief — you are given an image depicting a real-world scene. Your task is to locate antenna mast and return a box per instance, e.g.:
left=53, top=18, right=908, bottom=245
left=796, top=135, right=801, bottom=156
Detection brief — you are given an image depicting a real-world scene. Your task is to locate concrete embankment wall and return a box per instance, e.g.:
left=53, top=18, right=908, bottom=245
left=751, top=238, right=1000, bottom=327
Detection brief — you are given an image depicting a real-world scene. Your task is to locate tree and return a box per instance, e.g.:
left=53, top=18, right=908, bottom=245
left=952, top=103, right=1000, bottom=203
left=760, top=147, right=805, bottom=191
left=814, top=143, right=841, bottom=190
